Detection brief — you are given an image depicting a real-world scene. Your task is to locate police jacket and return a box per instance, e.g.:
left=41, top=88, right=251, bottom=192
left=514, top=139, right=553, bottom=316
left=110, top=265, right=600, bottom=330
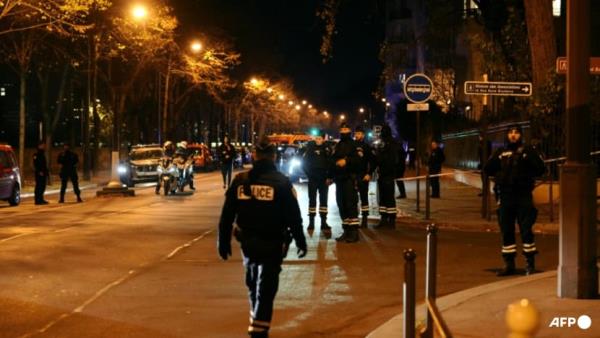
left=58, top=150, right=79, bottom=175
left=218, top=159, right=306, bottom=256
left=375, top=138, right=399, bottom=179
left=354, top=139, right=375, bottom=178
left=302, top=142, right=331, bottom=180
left=484, top=143, right=545, bottom=194
left=218, top=144, right=236, bottom=165
left=33, top=150, right=48, bottom=176
left=330, top=136, right=360, bottom=180
left=428, top=148, right=445, bottom=174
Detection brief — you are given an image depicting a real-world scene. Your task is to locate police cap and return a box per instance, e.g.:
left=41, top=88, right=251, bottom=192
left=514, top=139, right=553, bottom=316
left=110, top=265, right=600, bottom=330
left=339, top=122, right=351, bottom=134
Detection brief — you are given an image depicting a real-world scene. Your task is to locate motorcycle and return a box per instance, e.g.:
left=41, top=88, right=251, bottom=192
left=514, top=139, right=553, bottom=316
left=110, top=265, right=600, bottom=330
left=157, top=158, right=178, bottom=195
left=173, top=156, right=194, bottom=193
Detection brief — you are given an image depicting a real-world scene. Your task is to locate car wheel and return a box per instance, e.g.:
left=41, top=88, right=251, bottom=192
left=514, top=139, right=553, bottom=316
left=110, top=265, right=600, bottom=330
left=8, top=184, right=20, bottom=206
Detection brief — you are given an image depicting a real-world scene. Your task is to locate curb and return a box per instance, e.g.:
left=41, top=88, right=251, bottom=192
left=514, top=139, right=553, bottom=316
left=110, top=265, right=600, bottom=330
left=366, top=271, right=556, bottom=338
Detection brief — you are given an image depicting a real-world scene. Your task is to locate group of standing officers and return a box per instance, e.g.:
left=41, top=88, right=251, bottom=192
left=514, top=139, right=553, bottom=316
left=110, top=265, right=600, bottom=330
left=33, top=142, right=83, bottom=205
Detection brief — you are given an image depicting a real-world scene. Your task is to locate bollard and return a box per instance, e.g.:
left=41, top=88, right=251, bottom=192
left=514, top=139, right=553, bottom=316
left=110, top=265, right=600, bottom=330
left=422, top=224, right=438, bottom=338
left=403, top=249, right=417, bottom=338
left=425, top=173, right=431, bottom=220
left=505, top=299, right=540, bottom=338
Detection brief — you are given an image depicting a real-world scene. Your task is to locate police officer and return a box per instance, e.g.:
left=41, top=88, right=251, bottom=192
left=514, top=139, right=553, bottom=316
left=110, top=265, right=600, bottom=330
left=218, top=136, right=236, bottom=189
left=33, top=141, right=49, bottom=205
left=374, top=125, right=399, bottom=228
left=484, top=125, right=545, bottom=276
left=302, top=130, right=332, bottom=231
left=428, top=140, right=445, bottom=198
left=175, top=141, right=195, bottom=190
left=218, top=137, right=307, bottom=338
left=353, top=126, right=375, bottom=228
left=331, top=122, right=360, bottom=242
left=57, top=143, right=82, bottom=203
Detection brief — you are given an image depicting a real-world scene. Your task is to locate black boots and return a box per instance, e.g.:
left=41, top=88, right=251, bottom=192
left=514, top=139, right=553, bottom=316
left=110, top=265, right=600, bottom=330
left=335, top=224, right=348, bottom=241
left=497, top=256, right=516, bottom=276
left=360, top=215, right=368, bottom=228
left=376, top=215, right=389, bottom=228
left=525, top=255, right=536, bottom=275
left=345, top=227, right=359, bottom=243
left=77, top=195, right=83, bottom=203
left=307, top=216, right=315, bottom=230
left=320, top=217, right=331, bottom=231
left=376, top=215, right=396, bottom=228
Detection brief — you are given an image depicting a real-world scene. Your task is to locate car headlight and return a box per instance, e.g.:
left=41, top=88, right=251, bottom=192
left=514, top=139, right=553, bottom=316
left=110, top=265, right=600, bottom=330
left=118, top=165, right=128, bottom=174
left=289, top=158, right=301, bottom=174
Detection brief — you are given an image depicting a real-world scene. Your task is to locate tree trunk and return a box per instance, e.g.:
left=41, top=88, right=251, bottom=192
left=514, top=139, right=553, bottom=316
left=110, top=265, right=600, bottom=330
left=523, top=0, right=557, bottom=95
left=18, top=69, right=26, bottom=183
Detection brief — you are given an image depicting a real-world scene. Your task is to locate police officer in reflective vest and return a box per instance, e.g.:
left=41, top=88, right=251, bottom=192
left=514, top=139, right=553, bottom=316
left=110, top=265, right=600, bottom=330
left=353, top=125, right=375, bottom=228
left=374, top=125, right=399, bottom=228
left=484, top=125, right=545, bottom=276
left=218, top=137, right=307, bottom=338
left=331, top=122, right=361, bottom=242
left=302, top=130, right=332, bottom=231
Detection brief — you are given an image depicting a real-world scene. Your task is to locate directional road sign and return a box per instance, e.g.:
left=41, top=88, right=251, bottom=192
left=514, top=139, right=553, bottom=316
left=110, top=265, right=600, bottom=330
left=556, top=57, right=600, bottom=74
left=404, top=73, right=433, bottom=103
left=464, top=81, right=532, bottom=97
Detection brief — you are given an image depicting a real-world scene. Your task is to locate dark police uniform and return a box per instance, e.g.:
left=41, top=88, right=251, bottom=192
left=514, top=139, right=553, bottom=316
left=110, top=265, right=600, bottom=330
left=374, top=127, right=399, bottom=227
left=302, top=141, right=331, bottom=229
left=395, top=144, right=407, bottom=198
left=331, top=133, right=360, bottom=242
left=57, top=148, right=82, bottom=203
left=218, top=142, right=236, bottom=188
left=484, top=136, right=545, bottom=275
left=33, top=148, right=49, bottom=204
left=428, top=145, right=445, bottom=198
left=354, top=137, right=375, bottom=226
left=218, top=158, right=307, bottom=338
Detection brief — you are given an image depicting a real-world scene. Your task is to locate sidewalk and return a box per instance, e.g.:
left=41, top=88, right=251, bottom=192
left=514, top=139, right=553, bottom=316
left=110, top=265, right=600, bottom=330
left=367, top=169, right=600, bottom=337
left=368, top=270, right=600, bottom=337
left=21, top=171, right=111, bottom=199
left=391, top=169, right=582, bottom=234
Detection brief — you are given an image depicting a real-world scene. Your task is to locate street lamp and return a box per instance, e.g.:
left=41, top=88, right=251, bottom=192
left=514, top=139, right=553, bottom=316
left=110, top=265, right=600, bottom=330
left=131, top=4, right=148, bottom=20
left=381, top=98, right=386, bottom=103
left=288, top=100, right=294, bottom=106
left=308, top=104, right=313, bottom=109
left=340, top=114, right=346, bottom=121
left=302, top=100, right=307, bottom=105
left=190, top=41, right=203, bottom=53
left=295, top=104, right=301, bottom=111
left=251, top=78, right=259, bottom=86
left=359, top=107, right=365, bottom=113
left=278, top=94, right=285, bottom=100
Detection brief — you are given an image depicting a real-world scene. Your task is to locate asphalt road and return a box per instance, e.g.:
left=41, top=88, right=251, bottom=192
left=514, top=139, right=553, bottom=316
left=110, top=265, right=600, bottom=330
left=0, top=171, right=559, bottom=338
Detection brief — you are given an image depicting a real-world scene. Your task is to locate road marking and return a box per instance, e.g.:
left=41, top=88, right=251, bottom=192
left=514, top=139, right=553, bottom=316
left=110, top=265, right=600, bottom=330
left=0, top=233, right=31, bottom=243
left=20, top=229, right=214, bottom=338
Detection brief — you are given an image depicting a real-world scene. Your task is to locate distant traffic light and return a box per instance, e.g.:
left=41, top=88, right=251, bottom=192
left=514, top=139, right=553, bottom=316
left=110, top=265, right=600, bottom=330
left=310, top=128, right=319, bottom=136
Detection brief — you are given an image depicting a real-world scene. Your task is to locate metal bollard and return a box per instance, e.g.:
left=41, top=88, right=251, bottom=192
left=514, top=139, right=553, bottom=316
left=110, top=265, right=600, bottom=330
left=422, top=224, right=438, bottom=338
left=505, top=299, right=540, bottom=338
left=425, top=173, right=431, bottom=220
left=403, top=249, right=417, bottom=338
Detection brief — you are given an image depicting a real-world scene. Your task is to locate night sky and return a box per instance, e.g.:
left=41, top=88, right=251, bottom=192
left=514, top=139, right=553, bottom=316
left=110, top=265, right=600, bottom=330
left=172, top=0, right=385, bottom=118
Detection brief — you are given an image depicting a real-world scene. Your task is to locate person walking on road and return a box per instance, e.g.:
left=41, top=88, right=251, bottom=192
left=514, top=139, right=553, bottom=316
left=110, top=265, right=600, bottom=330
left=218, top=136, right=236, bottom=189
left=374, top=125, right=399, bottom=228
left=395, top=141, right=407, bottom=199
left=427, top=140, right=445, bottom=198
left=33, top=142, right=49, bottom=205
left=218, top=137, right=307, bottom=338
left=331, top=122, right=361, bottom=243
left=57, top=144, right=82, bottom=203
left=484, top=125, right=545, bottom=276
left=302, top=130, right=332, bottom=231
left=353, top=126, right=375, bottom=228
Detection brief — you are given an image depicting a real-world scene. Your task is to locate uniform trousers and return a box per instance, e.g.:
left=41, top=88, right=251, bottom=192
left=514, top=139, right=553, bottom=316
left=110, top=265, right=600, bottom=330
left=35, top=174, right=47, bottom=203
left=497, top=192, right=538, bottom=258
left=357, top=179, right=369, bottom=216
left=60, top=172, right=80, bottom=198
left=378, top=177, right=397, bottom=215
left=335, top=177, right=359, bottom=227
left=307, top=176, right=328, bottom=217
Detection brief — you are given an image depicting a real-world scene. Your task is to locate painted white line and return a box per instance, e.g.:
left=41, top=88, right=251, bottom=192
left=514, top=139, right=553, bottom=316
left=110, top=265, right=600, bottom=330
left=0, top=233, right=31, bottom=243
left=21, top=229, right=214, bottom=337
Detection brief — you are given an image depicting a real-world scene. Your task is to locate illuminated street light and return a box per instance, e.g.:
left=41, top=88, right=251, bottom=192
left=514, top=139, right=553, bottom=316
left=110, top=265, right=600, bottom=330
left=278, top=94, right=285, bottom=100
left=295, top=105, right=301, bottom=110
left=190, top=41, right=203, bottom=53
left=381, top=98, right=386, bottom=103
left=131, top=4, right=148, bottom=20
left=308, top=104, right=313, bottom=109
left=340, top=114, right=346, bottom=120
left=250, top=78, right=259, bottom=85
left=302, top=100, right=307, bottom=105
left=288, top=100, right=294, bottom=106
left=267, top=88, right=273, bottom=93
left=359, top=107, right=365, bottom=113
left=386, top=102, right=391, bottom=107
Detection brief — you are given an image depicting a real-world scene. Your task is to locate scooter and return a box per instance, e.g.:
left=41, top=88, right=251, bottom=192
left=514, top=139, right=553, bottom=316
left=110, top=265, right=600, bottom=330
left=157, top=158, right=178, bottom=195
left=174, top=157, right=194, bottom=193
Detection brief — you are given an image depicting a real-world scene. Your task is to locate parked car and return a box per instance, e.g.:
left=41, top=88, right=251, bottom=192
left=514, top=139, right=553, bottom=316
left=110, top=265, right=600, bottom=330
left=0, top=144, right=21, bottom=206
left=118, top=144, right=164, bottom=187
left=188, top=143, right=215, bottom=172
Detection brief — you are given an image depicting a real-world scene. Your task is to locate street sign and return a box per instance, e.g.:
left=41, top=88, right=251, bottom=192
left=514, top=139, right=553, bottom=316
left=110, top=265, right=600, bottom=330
left=404, top=73, right=433, bottom=103
left=407, top=103, right=429, bottom=111
left=464, top=81, right=532, bottom=97
left=556, top=57, right=600, bottom=74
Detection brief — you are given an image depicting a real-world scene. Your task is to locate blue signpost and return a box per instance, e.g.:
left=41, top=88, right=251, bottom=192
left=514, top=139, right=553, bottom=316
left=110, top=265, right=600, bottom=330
left=403, top=74, right=433, bottom=213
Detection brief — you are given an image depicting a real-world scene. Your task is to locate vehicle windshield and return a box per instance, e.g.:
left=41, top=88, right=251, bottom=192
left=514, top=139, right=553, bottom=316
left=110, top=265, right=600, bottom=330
left=130, top=149, right=163, bottom=160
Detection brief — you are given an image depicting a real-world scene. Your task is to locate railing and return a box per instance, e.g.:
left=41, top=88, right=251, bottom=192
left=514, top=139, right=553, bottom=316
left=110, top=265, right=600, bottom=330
left=403, top=224, right=452, bottom=338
